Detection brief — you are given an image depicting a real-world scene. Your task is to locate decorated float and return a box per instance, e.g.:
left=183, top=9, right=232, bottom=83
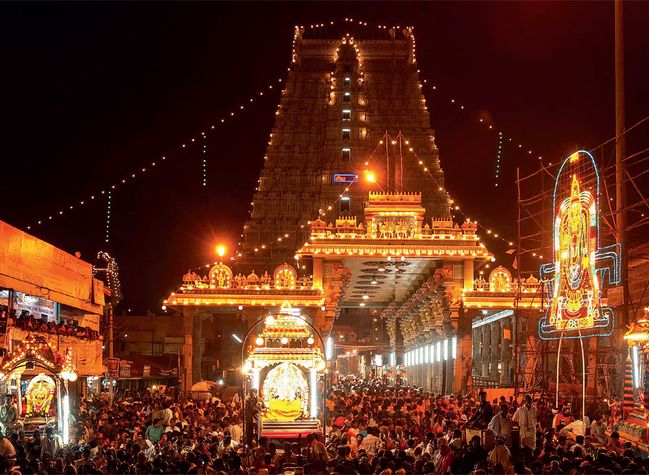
left=242, top=302, right=325, bottom=439
left=622, top=307, right=649, bottom=444
left=0, top=334, right=76, bottom=442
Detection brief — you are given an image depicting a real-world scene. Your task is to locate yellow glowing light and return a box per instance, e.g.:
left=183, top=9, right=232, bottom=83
left=255, top=337, right=264, bottom=346
left=365, top=171, right=376, bottom=183
left=215, top=245, right=227, bottom=258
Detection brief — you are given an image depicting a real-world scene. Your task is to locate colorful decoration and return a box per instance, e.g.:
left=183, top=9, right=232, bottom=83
left=489, top=266, right=512, bottom=292
left=273, top=264, right=297, bottom=289
left=60, top=347, right=77, bottom=382
left=209, top=262, right=233, bottom=288
left=24, top=373, right=56, bottom=418
left=263, top=362, right=309, bottom=421
left=0, top=334, right=62, bottom=375
left=539, top=150, right=621, bottom=340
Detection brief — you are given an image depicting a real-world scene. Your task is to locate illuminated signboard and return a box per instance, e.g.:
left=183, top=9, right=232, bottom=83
left=332, top=173, right=358, bottom=184
left=539, top=150, right=621, bottom=340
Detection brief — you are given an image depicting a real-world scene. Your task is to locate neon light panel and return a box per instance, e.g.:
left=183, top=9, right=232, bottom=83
left=539, top=150, right=620, bottom=340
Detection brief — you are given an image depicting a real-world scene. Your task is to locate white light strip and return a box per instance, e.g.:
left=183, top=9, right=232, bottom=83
left=326, top=336, right=334, bottom=360
left=472, top=310, right=513, bottom=329
left=436, top=341, right=441, bottom=362
left=633, top=346, right=641, bottom=389
left=310, top=370, right=318, bottom=417
left=443, top=339, right=449, bottom=361
left=62, top=395, right=70, bottom=445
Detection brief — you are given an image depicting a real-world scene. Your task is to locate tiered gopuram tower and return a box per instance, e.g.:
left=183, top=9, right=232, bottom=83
left=242, top=24, right=451, bottom=271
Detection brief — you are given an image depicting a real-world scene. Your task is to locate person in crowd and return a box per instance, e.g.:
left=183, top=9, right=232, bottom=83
left=466, top=391, right=494, bottom=429
left=552, top=405, right=574, bottom=430
left=145, top=418, right=164, bottom=445
left=0, top=432, right=16, bottom=462
left=0, top=373, right=634, bottom=475
left=513, top=394, right=537, bottom=455
left=488, top=435, right=512, bottom=469
left=41, top=426, right=62, bottom=458
left=488, top=402, right=513, bottom=446
left=590, top=413, right=607, bottom=444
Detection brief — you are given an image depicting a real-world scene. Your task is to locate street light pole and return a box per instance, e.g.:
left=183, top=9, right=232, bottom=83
left=615, top=0, right=627, bottom=328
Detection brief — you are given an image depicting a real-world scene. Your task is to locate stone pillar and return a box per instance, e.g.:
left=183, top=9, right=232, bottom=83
left=455, top=333, right=471, bottom=394
left=481, top=326, right=490, bottom=378
left=463, top=260, right=474, bottom=292
left=313, top=258, right=323, bottom=290
left=193, top=316, right=205, bottom=384
left=182, top=309, right=194, bottom=393
left=472, top=326, right=480, bottom=380
left=500, top=319, right=511, bottom=386
left=490, top=322, right=500, bottom=381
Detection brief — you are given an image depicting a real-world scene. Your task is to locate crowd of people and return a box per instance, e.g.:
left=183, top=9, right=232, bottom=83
left=0, top=377, right=642, bottom=474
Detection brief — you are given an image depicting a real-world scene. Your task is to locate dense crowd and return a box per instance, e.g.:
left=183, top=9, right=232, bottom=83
left=0, top=377, right=641, bottom=474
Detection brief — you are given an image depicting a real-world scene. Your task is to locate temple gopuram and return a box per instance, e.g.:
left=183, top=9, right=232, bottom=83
left=164, top=24, right=544, bottom=397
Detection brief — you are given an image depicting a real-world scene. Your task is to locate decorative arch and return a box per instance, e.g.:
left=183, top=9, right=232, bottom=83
left=489, top=266, right=512, bottom=292
left=209, top=262, right=233, bottom=288
left=273, top=264, right=297, bottom=289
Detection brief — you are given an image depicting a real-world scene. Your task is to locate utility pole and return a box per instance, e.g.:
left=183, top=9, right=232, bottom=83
left=108, top=302, right=114, bottom=404
left=514, top=167, right=522, bottom=396
left=615, top=0, right=628, bottom=327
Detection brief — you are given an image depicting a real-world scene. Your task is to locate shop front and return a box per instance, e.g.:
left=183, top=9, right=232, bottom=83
left=0, top=220, right=105, bottom=440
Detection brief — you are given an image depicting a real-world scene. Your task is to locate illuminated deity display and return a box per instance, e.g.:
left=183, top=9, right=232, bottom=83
left=539, top=150, right=621, bottom=339
left=263, top=362, right=309, bottom=420
left=24, top=373, right=56, bottom=418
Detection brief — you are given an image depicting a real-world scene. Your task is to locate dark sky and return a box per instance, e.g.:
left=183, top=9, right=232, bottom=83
left=1, top=2, right=648, bottom=314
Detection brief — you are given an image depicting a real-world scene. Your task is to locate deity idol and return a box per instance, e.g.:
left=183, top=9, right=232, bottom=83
left=24, top=373, right=56, bottom=418
left=549, top=175, right=599, bottom=330
left=539, top=150, right=619, bottom=340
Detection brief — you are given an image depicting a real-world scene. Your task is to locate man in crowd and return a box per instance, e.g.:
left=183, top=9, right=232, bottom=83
left=488, top=402, right=513, bottom=446
left=145, top=418, right=164, bottom=445
left=0, top=376, right=633, bottom=475
left=513, top=394, right=537, bottom=455
left=466, top=390, right=494, bottom=429
left=590, top=414, right=607, bottom=444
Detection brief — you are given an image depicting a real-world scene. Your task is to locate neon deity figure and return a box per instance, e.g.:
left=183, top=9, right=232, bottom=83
left=539, top=150, right=621, bottom=340
left=550, top=175, right=599, bottom=330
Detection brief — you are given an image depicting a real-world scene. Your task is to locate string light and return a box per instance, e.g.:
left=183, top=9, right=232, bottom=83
left=201, top=132, right=208, bottom=187
left=299, top=18, right=544, bottom=167
left=495, top=131, right=503, bottom=187
left=105, top=191, right=112, bottom=244
left=25, top=76, right=285, bottom=231
left=382, top=131, right=544, bottom=261
left=190, top=180, right=359, bottom=271
left=97, top=251, right=123, bottom=304
left=28, top=19, right=547, bottom=276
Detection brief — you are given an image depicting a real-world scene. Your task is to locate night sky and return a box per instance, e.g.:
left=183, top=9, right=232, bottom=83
left=2, top=2, right=648, bottom=314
